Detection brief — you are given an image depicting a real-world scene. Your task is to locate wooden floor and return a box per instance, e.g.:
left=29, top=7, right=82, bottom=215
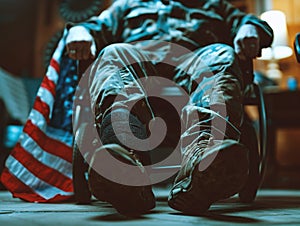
left=1, top=187, right=300, bottom=226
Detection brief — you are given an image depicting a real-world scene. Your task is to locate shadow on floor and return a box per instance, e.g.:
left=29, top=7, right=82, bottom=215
left=167, top=194, right=300, bottom=224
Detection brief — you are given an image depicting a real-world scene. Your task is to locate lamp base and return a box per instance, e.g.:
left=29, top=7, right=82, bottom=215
left=265, top=61, right=282, bottom=85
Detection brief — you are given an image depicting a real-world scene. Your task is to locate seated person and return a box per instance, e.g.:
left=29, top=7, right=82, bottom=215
left=65, top=0, right=273, bottom=215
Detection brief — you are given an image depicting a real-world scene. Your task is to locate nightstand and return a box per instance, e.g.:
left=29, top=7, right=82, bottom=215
left=262, top=88, right=300, bottom=188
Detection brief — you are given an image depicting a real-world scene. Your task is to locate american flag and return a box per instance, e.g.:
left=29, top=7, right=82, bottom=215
left=1, top=31, right=78, bottom=202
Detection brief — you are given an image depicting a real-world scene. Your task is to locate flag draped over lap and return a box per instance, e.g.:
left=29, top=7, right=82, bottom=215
left=1, top=30, right=80, bottom=202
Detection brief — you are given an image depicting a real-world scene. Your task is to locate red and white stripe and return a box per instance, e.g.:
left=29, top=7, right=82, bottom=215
left=1, top=32, right=75, bottom=202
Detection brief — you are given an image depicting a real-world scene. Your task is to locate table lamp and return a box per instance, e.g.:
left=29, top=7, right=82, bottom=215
left=258, top=10, right=293, bottom=84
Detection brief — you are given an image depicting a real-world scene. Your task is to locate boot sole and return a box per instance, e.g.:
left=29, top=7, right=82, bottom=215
left=88, top=144, right=155, bottom=215
left=168, top=141, right=248, bottom=215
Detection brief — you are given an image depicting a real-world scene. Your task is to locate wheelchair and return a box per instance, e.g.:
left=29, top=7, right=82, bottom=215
left=71, top=57, right=268, bottom=205
left=295, top=32, right=300, bottom=63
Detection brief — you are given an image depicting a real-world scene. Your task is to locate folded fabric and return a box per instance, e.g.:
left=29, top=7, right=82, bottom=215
left=1, top=30, right=78, bottom=202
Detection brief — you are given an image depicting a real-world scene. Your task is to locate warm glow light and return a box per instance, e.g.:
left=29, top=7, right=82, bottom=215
left=261, top=10, right=289, bottom=48
left=258, top=10, right=293, bottom=84
left=259, top=46, right=293, bottom=61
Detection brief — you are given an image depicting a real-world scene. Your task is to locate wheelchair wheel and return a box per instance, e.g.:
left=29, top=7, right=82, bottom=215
left=73, top=142, right=91, bottom=204
left=72, top=123, right=92, bottom=204
left=238, top=118, right=261, bottom=203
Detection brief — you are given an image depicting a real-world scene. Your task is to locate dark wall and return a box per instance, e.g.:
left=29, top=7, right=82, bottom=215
left=0, top=0, right=38, bottom=77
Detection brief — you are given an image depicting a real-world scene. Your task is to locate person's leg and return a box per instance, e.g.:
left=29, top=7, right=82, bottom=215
left=83, top=43, right=157, bottom=215
left=168, top=43, right=249, bottom=214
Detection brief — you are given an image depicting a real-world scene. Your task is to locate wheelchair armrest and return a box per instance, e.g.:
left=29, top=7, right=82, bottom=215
left=294, top=33, right=300, bottom=63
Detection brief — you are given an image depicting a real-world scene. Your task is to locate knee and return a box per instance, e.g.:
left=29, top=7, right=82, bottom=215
left=100, top=43, right=135, bottom=56
left=212, top=43, right=236, bottom=63
left=213, top=43, right=235, bottom=54
left=217, top=43, right=235, bottom=56
left=199, top=43, right=237, bottom=66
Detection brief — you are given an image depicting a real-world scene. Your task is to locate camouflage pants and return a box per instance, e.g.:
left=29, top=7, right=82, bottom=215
left=86, top=42, right=245, bottom=156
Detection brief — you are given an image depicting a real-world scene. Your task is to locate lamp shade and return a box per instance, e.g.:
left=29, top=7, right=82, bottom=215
left=261, top=10, right=289, bottom=47
left=259, top=10, right=293, bottom=60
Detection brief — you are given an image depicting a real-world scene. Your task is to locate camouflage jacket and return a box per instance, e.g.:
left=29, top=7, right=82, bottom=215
left=74, top=0, right=273, bottom=54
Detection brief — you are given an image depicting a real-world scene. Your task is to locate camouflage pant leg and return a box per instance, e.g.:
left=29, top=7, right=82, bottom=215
left=87, top=43, right=158, bottom=124
left=173, top=43, right=245, bottom=153
left=87, top=42, right=245, bottom=153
